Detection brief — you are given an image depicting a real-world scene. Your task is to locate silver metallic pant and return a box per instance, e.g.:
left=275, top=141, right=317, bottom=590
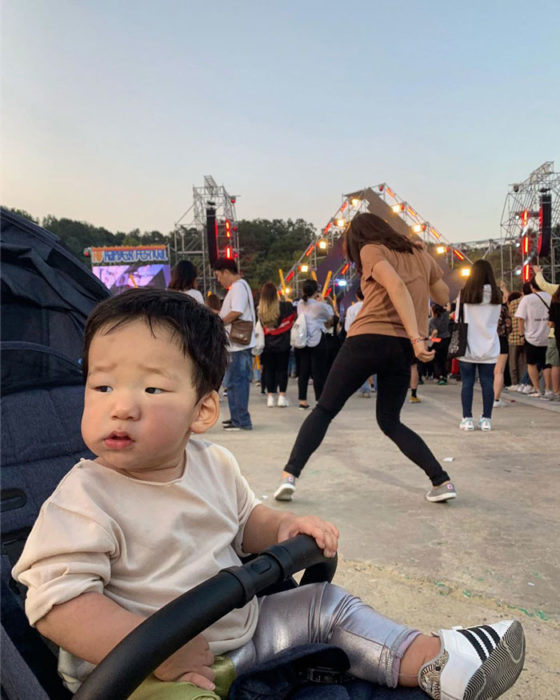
left=229, top=582, right=420, bottom=688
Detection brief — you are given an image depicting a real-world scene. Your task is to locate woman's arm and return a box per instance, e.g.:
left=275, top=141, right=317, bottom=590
left=372, top=260, right=435, bottom=362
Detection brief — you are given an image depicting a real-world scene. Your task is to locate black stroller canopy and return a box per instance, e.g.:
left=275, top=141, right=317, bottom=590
left=1, top=208, right=110, bottom=394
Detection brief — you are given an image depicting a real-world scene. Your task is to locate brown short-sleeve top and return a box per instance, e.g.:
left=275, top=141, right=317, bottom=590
left=347, top=244, right=443, bottom=339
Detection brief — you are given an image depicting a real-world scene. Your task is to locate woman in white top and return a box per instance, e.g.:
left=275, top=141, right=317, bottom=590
left=168, top=260, right=204, bottom=304
left=296, top=279, right=333, bottom=409
left=457, top=259, right=501, bottom=432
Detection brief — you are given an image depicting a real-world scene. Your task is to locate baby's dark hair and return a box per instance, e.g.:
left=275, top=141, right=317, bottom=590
left=82, top=289, right=228, bottom=400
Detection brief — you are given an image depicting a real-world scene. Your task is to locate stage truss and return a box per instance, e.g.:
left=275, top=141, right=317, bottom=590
left=172, top=176, right=239, bottom=295
left=500, top=161, right=560, bottom=286
left=282, top=184, right=472, bottom=298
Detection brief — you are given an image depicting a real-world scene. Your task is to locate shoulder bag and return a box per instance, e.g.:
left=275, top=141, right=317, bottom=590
left=447, top=300, right=468, bottom=359
left=229, top=280, right=255, bottom=346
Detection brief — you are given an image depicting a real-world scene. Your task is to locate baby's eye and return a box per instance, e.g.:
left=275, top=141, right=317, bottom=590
left=145, top=387, right=164, bottom=394
left=95, top=385, right=113, bottom=393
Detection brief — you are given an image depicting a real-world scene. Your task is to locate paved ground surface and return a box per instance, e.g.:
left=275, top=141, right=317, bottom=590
left=208, top=378, right=559, bottom=698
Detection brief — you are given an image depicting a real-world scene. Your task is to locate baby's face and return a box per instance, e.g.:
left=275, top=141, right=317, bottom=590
left=82, top=319, right=201, bottom=482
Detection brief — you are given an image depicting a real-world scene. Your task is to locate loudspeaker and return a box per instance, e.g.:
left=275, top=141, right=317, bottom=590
left=538, top=192, right=552, bottom=257
left=206, top=207, right=218, bottom=265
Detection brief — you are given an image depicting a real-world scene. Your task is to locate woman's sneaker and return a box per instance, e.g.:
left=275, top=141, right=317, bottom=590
left=478, top=417, right=492, bottom=431
left=459, top=418, right=475, bottom=431
left=419, top=619, right=525, bottom=700
left=277, top=395, right=290, bottom=407
left=267, top=395, right=276, bottom=407
left=274, top=475, right=296, bottom=501
left=425, top=482, right=457, bottom=503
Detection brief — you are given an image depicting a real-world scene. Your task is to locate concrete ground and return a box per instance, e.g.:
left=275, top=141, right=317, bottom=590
left=208, top=377, right=559, bottom=698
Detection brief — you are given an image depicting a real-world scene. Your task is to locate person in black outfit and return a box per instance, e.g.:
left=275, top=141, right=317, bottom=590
left=257, top=282, right=296, bottom=407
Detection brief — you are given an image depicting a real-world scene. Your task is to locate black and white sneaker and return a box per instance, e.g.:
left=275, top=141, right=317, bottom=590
left=419, top=620, right=525, bottom=699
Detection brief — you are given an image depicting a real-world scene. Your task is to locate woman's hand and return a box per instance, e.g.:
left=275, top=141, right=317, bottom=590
left=154, top=634, right=215, bottom=689
left=532, top=265, right=542, bottom=274
left=277, top=515, right=339, bottom=558
left=412, top=339, right=435, bottom=362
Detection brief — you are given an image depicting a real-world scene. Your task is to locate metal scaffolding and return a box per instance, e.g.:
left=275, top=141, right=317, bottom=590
left=500, top=161, right=560, bottom=286
left=171, top=176, right=239, bottom=296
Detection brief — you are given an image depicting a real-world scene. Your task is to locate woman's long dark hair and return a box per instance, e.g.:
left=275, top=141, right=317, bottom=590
left=460, top=259, right=501, bottom=304
left=302, top=279, right=318, bottom=302
left=344, top=213, right=421, bottom=274
left=169, top=260, right=198, bottom=291
left=552, top=285, right=560, bottom=304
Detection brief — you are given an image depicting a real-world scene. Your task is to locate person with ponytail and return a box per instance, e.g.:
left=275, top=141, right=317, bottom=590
left=274, top=212, right=455, bottom=504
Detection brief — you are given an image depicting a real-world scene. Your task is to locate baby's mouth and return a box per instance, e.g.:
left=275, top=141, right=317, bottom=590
left=104, top=432, right=134, bottom=449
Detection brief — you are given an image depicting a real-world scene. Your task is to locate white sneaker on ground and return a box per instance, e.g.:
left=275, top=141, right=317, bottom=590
left=504, top=384, right=517, bottom=392
left=519, top=384, right=532, bottom=393
left=478, top=417, right=492, bottom=431
left=277, top=395, right=290, bottom=407
left=267, top=395, right=276, bottom=407
left=274, top=475, right=296, bottom=501
left=526, top=390, right=542, bottom=398
left=493, top=399, right=505, bottom=408
left=459, top=418, right=475, bottom=431
left=419, top=619, right=525, bottom=700
left=540, top=390, right=554, bottom=400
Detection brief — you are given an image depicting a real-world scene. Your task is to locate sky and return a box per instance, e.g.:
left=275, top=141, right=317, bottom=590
left=2, top=0, right=559, bottom=243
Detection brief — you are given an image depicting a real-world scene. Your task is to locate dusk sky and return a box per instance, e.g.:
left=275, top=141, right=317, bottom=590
left=2, top=1, right=559, bottom=243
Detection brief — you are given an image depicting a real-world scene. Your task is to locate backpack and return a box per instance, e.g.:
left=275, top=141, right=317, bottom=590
left=290, top=312, right=308, bottom=349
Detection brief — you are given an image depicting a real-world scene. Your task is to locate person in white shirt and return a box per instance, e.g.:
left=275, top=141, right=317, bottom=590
left=457, top=260, right=501, bottom=432
left=295, top=279, right=333, bottom=409
left=214, top=258, right=256, bottom=430
left=168, top=260, right=205, bottom=304
left=515, top=279, right=552, bottom=397
left=12, top=288, right=525, bottom=700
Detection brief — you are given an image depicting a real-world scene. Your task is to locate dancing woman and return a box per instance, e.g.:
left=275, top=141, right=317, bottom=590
left=274, top=212, right=456, bottom=504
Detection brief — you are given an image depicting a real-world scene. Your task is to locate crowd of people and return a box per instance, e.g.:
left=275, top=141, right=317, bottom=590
left=166, top=232, right=559, bottom=451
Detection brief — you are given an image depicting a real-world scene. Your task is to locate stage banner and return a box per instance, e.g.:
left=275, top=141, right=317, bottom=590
left=91, top=245, right=168, bottom=265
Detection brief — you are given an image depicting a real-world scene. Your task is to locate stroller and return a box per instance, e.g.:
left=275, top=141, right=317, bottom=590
left=1, top=210, right=424, bottom=699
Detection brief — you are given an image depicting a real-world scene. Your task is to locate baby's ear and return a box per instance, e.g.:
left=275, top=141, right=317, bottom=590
left=190, top=391, right=220, bottom=434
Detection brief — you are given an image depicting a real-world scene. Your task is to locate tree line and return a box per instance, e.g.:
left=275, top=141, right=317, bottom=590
left=6, top=208, right=316, bottom=290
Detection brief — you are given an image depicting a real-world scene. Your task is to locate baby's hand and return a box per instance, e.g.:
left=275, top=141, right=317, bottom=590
left=154, top=633, right=215, bottom=690
left=277, top=515, right=339, bottom=558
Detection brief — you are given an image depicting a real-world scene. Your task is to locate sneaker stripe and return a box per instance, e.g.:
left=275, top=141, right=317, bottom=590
left=457, top=628, right=488, bottom=661
left=468, top=626, right=495, bottom=655
left=481, top=624, right=501, bottom=645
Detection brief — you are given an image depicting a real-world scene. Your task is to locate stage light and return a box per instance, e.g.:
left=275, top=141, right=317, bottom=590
left=435, top=246, right=447, bottom=255
left=412, top=224, right=426, bottom=234
left=460, top=267, right=471, bottom=277
left=336, top=279, right=347, bottom=287
left=522, top=235, right=530, bottom=255
left=351, top=198, right=360, bottom=206
left=225, top=246, right=232, bottom=259
left=318, top=239, right=328, bottom=250
left=300, top=264, right=309, bottom=273
left=392, top=203, right=405, bottom=213
left=336, top=218, right=345, bottom=227
left=225, top=219, right=231, bottom=238
left=522, top=263, right=531, bottom=282
left=514, top=267, right=522, bottom=276
left=453, top=249, right=465, bottom=261
left=285, top=287, right=291, bottom=295
left=521, top=210, right=529, bottom=227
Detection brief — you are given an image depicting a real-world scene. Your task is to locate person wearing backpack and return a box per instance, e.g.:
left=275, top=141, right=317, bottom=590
left=274, top=213, right=455, bottom=504
left=293, top=280, right=333, bottom=410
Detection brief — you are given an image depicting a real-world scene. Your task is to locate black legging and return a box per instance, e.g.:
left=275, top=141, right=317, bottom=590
left=262, top=350, right=290, bottom=393
left=285, top=334, right=450, bottom=486
left=297, top=335, right=329, bottom=402
left=433, top=337, right=451, bottom=379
